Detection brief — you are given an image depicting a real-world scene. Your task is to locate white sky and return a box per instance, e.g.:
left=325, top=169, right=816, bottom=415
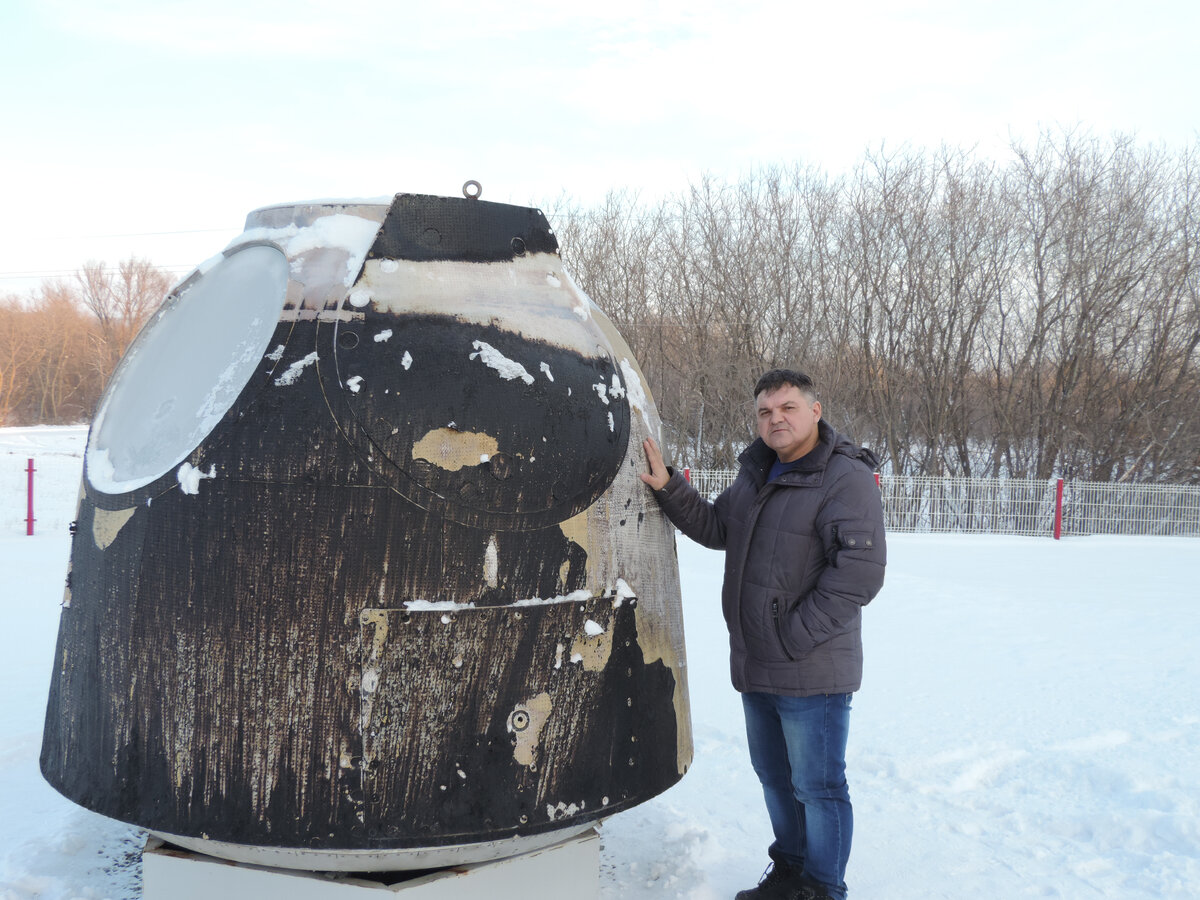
left=2, top=0, right=1197, bottom=296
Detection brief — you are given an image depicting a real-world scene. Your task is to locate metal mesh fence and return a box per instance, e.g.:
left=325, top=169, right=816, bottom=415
left=9, top=450, right=1199, bottom=538
left=685, top=468, right=738, bottom=500
left=877, top=476, right=1057, bottom=536
left=1063, top=481, right=1200, bottom=537
left=683, top=470, right=1200, bottom=538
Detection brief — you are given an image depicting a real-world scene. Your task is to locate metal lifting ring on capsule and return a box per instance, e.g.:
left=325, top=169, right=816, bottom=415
left=463, top=180, right=482, bottom=199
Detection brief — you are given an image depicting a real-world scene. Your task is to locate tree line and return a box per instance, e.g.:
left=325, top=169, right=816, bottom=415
left=0, top=259, right=169, bottom=426
left=4, top=130, right=1197, bottom=485
left=552, top=131, right=1200, bottom=484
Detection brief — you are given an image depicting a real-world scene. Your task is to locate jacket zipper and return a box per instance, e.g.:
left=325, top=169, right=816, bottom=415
left=771, top=599, right=796, bottom=661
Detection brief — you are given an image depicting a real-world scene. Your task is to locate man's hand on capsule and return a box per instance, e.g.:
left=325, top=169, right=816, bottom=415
left=639, top=438, right=670, bottom=491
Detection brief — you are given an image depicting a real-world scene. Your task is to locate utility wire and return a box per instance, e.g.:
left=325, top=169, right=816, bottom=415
left=21, top=227, right=236, bottom=241
left=0, top=265, right=194, bottom=285
left=2, top=264, right=193, bottom=276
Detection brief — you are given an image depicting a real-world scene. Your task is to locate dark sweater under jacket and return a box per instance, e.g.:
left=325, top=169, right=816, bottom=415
left=654, top=420, right=886, bottom=696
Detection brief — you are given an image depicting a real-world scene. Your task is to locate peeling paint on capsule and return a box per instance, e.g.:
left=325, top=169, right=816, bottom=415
left=91, top=506, right=136, bottom=550
left=507, top=693, right=553, bottom=768
left=411, top=428, right=500, bottom=472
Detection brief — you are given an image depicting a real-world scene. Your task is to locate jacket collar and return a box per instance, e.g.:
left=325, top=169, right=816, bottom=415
left=739, top=419, right=841, bottom=487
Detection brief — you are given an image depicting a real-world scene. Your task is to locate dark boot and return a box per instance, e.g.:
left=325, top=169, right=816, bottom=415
left=734, top=860, right=804, bottom=900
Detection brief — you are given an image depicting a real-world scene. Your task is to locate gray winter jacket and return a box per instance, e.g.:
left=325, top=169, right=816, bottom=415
left=654, top=420, right=886, bottom=696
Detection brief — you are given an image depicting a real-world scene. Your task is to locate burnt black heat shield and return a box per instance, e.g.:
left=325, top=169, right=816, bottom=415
left=40, top=192, right=691, bottom=864
left=367, top=193, right=559, bottom=263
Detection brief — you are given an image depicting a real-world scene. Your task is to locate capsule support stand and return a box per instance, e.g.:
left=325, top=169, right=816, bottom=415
left=142, top=828, right=600, bottom=899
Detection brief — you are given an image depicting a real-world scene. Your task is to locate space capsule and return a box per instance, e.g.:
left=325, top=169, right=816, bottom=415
left=40, top=189, right=692, bottom=871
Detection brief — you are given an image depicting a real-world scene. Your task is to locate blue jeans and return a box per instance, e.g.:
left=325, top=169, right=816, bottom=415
left=742, top=691, right=853, bottom=900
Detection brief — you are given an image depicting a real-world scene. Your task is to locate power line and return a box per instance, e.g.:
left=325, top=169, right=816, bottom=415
left=0, top=264, right=194, bottom=280
left=22, top=227, right=236, bottom=241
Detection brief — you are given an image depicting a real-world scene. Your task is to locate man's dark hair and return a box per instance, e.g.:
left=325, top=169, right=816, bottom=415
left=754, top=369, right=816, bottom=401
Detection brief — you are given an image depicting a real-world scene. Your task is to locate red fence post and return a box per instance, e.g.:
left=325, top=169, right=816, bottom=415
left=683, top=467, right=690, bottom=482
left=1053, top=477, right=1064, bottom=540
left=26, top=458, right=36, bottom=536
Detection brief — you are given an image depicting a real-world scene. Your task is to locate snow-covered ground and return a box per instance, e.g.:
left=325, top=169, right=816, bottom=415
left=2, top=426, right=1198, bottom=899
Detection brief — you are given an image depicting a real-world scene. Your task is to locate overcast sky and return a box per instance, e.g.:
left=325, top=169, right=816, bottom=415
left=2, top=0, right=1197, bottom=295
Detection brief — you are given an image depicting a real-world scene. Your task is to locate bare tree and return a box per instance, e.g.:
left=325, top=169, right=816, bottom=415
left=76, top=257, right=171, bottom=381
left=547, top=132, right=1200, bottom=482
left=0, top=257, right=171, bottom=425
left=26, top=284, right=95, bottom=422
left=0, top=296, right=43, bottom=426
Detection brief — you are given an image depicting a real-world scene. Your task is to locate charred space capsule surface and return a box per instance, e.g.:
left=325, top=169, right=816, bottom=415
left=41, top=192, right=692, bottom=871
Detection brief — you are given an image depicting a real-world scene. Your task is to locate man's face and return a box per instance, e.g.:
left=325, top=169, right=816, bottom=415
left=756, top=385, right=821, bottom=463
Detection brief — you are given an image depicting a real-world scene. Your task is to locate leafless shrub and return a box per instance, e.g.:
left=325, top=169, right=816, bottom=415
left=558, top=130, right=1200, bottom=483
left=0, top=258, right=169, bottom=425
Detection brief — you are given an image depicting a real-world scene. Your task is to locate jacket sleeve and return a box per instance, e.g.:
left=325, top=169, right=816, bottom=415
left=651, top=468, right=730, bottom=550
left=785, top=464, right=886, bottom=655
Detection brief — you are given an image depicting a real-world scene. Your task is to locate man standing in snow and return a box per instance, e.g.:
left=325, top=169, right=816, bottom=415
left=640, top=369, right=886, bottom=900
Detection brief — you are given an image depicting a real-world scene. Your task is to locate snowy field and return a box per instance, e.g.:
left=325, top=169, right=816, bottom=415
left=2, top=426, right=1198, bottom=899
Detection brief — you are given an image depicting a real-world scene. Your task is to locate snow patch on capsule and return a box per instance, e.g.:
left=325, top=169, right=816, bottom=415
left=620, top=358, right=655, bottom=436
left=274, top=351, right=318, bottom=386
left=177, top=462, right=216, bottom=495
left=614, top=578, right=637, bottom=606
left=229, top=213, right=381, bottom=287
left=512, top=589, right=593, bottom=607
left=470, top=340, right=534, bottom=384
left=546, top=800, right=582, bottom=821
left=403, top=599, right=478, bottom=611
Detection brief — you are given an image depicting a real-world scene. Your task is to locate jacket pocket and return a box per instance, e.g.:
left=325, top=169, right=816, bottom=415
left=831, top=528, right=878, bottom=566
left=770, top=598, right=796, bottom=661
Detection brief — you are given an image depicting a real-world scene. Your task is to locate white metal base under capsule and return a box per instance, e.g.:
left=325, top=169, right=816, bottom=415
left=141, top=828, right=600, bottom=900
left=150, top=822, right=597, bottom=872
